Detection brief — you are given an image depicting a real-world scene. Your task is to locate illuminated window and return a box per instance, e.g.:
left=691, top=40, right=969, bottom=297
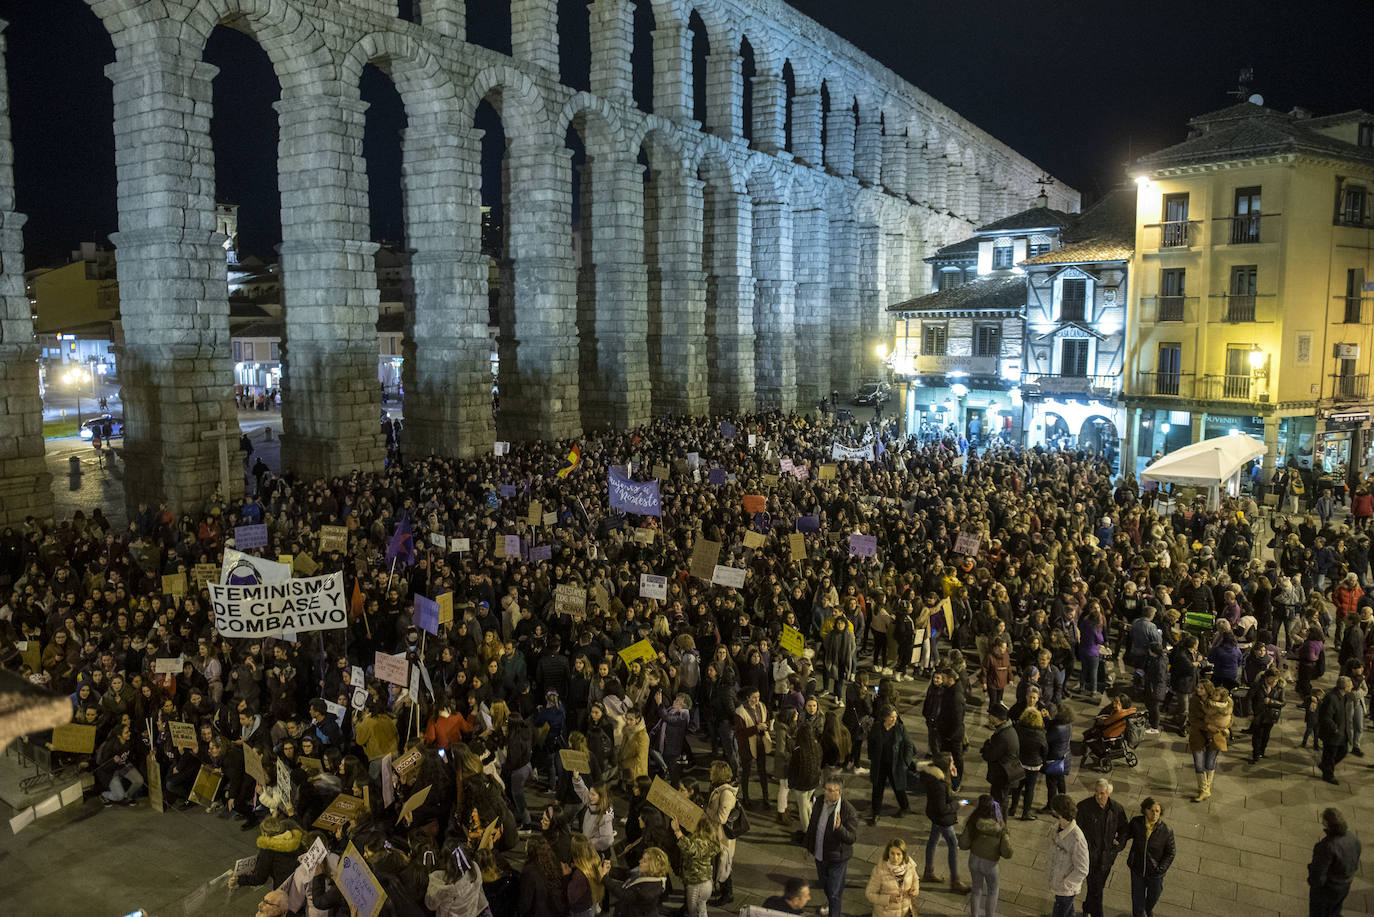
left=922, top=323, right=948, bottom=355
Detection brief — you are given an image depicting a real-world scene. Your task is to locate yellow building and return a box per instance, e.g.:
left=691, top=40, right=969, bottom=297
left=1122, top=102, right=1374, bottom=482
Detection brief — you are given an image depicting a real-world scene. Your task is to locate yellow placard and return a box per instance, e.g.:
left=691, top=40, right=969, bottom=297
left=743, top=530, right=766, bottom=549
left=646, top=776, right=704, bottom=831
left=527, top=501, right=543, bottom=527
left=437, top=592, right=454, bottom=626
left=780, top=624, right=805, bottom=657
left=50, top=723, right=96, bottom=754
left=618, top=638, right=657, bottom=666
left=189, top=766, right=222, bottom=805
left=789, top=533, right=807, bottom=563
left=161, top=573, right=187, bottom=597
left=819, top=464, right=837, bottom=481
left=559, top=748, right=591, bottom=772
left=293, top=552, right=319, bottom=576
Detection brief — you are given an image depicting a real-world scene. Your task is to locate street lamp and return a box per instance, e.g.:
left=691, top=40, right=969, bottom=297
left=874, top=343, right=888, bottom=360
left=63, top=366, right=91, bottom=425
left=1248, top=344, right=1265, bottom=370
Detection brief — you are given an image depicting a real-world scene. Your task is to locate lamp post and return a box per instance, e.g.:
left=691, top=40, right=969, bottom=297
left=63, top=366, right=90, bottom=426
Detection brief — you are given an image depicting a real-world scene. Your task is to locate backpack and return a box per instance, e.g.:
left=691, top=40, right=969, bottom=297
left=723, top=793, right=751, bottom=839
left=679, top=649, right=701, bottom=689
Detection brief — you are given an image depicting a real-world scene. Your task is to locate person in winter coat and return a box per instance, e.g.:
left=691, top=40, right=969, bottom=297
left=822, top=617, right=856, bottom=695
left=605, top=846, right=669, bottom=917
left=734, top=687, right=771, bottom=806
left=1047, top=794, right=1090, bottom=917
left=1308, top=807, right=1363, bottom=917
left=1317, top=677, right=1352, bottom=784
left=1043, top=708, right=1073, bottom=806
left=705, top=760, right=741, bottom=906
left=864, top=838, right=920, bottom=917
left=981, top=637, right=1014, bottom=712
left=1249, top=668, right=1285, bottom=762
left=1186, top=680, right=1232, bottom=801
left=617, top=710, right=649, bottom=789
left=673, top=817, right=720, bottom=917
left=920, top=753, right=969, bottom=893
left=570, top=771, right=616, bottom=854
left=865, top=705, right=913, bottom=824
left=1012, top=708, right=1048, bottom=820
left=231, top=816, right=305, bottom=892
left=980, top=703, right=1022, bottom=813
left=425, top=838, right=491, bottom=917
left=783, top=714, right=822, bottom=830
left=1125, top=798, right=1175, bottom=917
left=958, top=794, right=1013, bottom=917
left=1076, top=778, right=1128, bottom=917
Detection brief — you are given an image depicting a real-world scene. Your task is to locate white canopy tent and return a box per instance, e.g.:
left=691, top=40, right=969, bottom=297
left=1141, top=432, right=1266, bottom=508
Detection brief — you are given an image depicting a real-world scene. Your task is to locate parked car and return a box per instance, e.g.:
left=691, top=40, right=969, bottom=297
left=79, top=414, right=123, bottom=440
left=851, top=381, right=891, bottom=405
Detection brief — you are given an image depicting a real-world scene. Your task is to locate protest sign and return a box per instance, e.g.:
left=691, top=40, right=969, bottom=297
left=153, top=655, right=184, bottom=675
left=233, top=524, right=268, bottom=549
left=527, top=500, right=543, bottom=527
left=170, top=721, right=198, bottom=751
left=721, top=420, right=736, bottom=439
left=619, top=639, right=657, bottom=665
left=789, top=533, right=807, bottom=563
left=494, top=441, right=510, bottom=456
left=743, top=530, right=766, bottom=549
left=50, top=724, right=96, bottom=754
left=559, top=748, right=591, bottom=773
left=639, top=574, right=668, bottom=601
left=277, top=760, right=293, bottom=808
left=391, top=748, right=423, bottom=781
left=647, top=776, right=704, bottom=831
left=711, top=565, right=746, bottom=589
left=686, top=452, right=702, bottom=468
left=279, top=554, right=294, bottom=566
left=590, top=584, right=610, bottom=611
left=210, top=571, right=347, bottom=638
left=780, top=624, right=805, bottom=657
left=293, top=552, right=319, bottom=576
left=429, top=532, right=447, bottom=550
left=437, top=592, right=453, bottom=626
left=632, top=527, right=656, bottom=544
left=453, top=537, right=470, bottom=553
left=780, top=458, right=794, bottom=472
left=707, top=467, right=726, bottom=486
left=162, top=573, right=186, bottom=597
left=374, top=651, right=410, bottom=686
left=530, top=544, right=552, bottom=562
left=335, top=841, right=387, bottom=917
left=189, top=766, right=221, bottom=805
left=299, top=756, right=323, bottom=776
left=849, top=534, right=878, bottom=558
left=954, top=532, right=982, bottom=556
left=191, top=563, right=219, bottom=588
left=742, top=494, right=766, bottom=514
left=235, top=855, right=258, bottom=878
left=319, top=525, right=349, bottom=553
left=831, top=441, right=873, bottom=462
left=413, top=595, right=439, bottom=636
left=398, top=785, right=431, bottom=825
left=797, top=515, right=820, bottom=533
left=542, top=511, right=558, bottom=527
left=299, top=838, right=329, bottom=873
left=146, top=753, right=163, bottom=813
left=653, top=464, right=671, bottom=480
left=555, top=584, right=587, bottom=619
left=791, top=464, right=810, bottom=481
left=498, top=484, right=516, bottom=498
left=504, top=534, right=521, bottom=557
left=220, top=549, right=292, bottom=586
left=244, top=745, right=270, bottom=787
left=608, top=468, right=663, bottom=517
left=818, top=464, right=837, bottom=481
left=762, top=473, right=780, bottom=487
left=689, top=538, right=721, bottom=581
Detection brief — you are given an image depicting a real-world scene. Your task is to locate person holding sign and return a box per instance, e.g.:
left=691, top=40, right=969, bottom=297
left=570, top=769, right=617, bottom=854
left=96, top=722, right=143, bottom=806
left=229, top=815, right=306, bottom=891
left=733, top=688, right=771, bottom=808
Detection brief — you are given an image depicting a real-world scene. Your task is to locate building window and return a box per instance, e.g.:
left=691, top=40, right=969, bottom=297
left=1339, top=183, right=1367, bottom=225
left=1156, top=343, right=1182, bottom=395
left=974, top=323, right=1001, bottom=357
left=937, top=268, right=963, bottom=291
left=992, top=245, right=1014, bottom=269
left=232, top=341, right=242, bottom=362
left=1231, top=186, right=1262, bottom=243
left=1060, top=278, right=1087, bottom=321
left=269, top=341, right=280, bottom=361
left=1028, top=240, right=1051, bottom=258
left=1159, top=268, right=1186, bottom=321
left=1359, top=122, right=1374, bottom=147
left=1161, top=192, right=1191, bottom=247
left=241, top=341, right=254, bottom=361
left=1227, top=265, right=1258, bottom=321
left=1347, top=268, right=1367, bottom=324
left=1224, top=346, right=1253, bottom=399
left=922, top=322, right=948, bottom=355
left=1060, top=339, right=1089, bottom=377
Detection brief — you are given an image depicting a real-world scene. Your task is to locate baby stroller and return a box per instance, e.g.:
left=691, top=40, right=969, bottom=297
left=1080, top=710, right=1148, bottom=773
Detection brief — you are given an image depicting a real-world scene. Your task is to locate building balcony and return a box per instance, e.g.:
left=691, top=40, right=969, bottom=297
left=1143, top=220, right=1202, bottom=250
left=1211, top=293, right=1275, bottom=323
left=1140, top=295, right=1199, bottom=323
left=1218, top=213, right=1265, bottom=245
left=1022, top=372, right=1118, bottom=399
left=1336, top=295, right=1371, bottom=324
left=1131, top=371, right=1195, bottom=398
left=1331, top=374, right=1370, bottom=401
left=1198, top=373, right=1264, bottom=402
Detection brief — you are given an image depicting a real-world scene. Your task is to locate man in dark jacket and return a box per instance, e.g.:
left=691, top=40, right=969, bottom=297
left=802, top=771, right=858, bottom=917
left=979, top=702, right=1022, bottom=813
left=865, top=705, right=912, bottom=825
left=1317, top=678, right=1351, bottom=784
left=1308, top=807, right=1362, bottom=917
left=1077, top=778, right=1129, bottom=917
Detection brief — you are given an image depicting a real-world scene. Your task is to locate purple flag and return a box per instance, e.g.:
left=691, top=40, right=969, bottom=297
left=530, top=544, right=552, bottom=562
left=797, top=515, right=820, bottom=533
left=234, top=524, right=268, bottom=550
left=608, top=468, right=662, bottom=517
left=848, top=534, right=878, bottom=558
left=413, top=595, right=439, bottom=635
left=386, top=514, right=415, bottom=567
left=708, top=467, right=727, bottom=486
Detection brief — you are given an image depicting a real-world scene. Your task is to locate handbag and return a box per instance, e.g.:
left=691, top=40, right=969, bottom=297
left=998, top=828, right=1013, bottom=860
left=1043, top=756, right=1069, bottom=777
left=723, top=796, right=750, bottom=839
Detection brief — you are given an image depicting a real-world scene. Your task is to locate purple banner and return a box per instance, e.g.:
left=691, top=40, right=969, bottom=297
left=498, top=484, right=516, bottom=498
left=708, top=467, right=726, bottom=486
left=721, top=421, right=737, bottom=439
left=234, top=524, right=268, bottom=550
left=530, top=544, right=552, bottom=562
left=413, top=595, right=439, bottom=635
left=797, top=515, right=820, bottom=533
left=848, top=534, right=878, bottom=557
left=608, top=468, right=663, bottom=517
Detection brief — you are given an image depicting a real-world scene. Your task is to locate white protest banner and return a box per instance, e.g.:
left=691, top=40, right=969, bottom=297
left=711, top=565, right=746, bottom=589
left=220, top=548, right=292, bottom=586
left=954, top=532, right=982, bottom=556
left=153, top=655, right=184, bottom=675
left=453, top=537, right=471, bottom=553
left=430, top=532, right=447, bottom=550
left=374, top=651, right=410, bottom=686
left=831, top=441, right=874, bottom=462
left=639, top=574, right=668, bottom=601
left=299, top=837, right=329, bottom=872
left=209, top=572, right=348, bottom=638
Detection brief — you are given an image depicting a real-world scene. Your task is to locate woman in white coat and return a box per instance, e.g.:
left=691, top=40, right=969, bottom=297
left=864, top=838, right=920, bottom=917
left=1047, top=794, right=1090, bottom=917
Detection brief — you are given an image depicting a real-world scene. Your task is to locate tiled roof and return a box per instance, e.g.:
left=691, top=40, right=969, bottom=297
left=1138, top=102, right=1374, bottom=170
left=887, top=276, right=1025, bottom=314
left=975, top=205, right=1076, bottom=234
left=930, top=236, right=980, bottom=259
left=1021, top=187, right=1136, bottom=266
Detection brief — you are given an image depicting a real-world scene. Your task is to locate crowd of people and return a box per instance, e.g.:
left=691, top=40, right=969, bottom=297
left=1, top=409, right=1367, bottom=917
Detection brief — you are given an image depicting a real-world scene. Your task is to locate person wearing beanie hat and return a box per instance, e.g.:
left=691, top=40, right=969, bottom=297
left=980, top=703, right=1022, bottom=814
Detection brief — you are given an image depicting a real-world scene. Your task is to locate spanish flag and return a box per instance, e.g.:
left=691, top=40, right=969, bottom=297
left=556, top=443, right=582, bottom=479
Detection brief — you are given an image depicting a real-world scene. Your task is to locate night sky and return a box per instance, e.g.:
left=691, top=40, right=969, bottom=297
left=4, top=0, right=1370, bottom=268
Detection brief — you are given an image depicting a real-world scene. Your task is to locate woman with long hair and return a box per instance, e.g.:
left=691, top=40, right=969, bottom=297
left=705, top=759, right=740, bottom=906
left=565, top=835, right=608, bottom=917
left=865, top=838, right=920, bottom=917
left=959, top=793, right=1013, bottom=917
left=1186, top=679, right=1233, bottom=802
left=516, top=835, right=566, bottom=917
left=819, top=709, right=851, bottom=768
left=919, top=751, right=967, bottom=892
left=571, top=770, right=616, bottom=854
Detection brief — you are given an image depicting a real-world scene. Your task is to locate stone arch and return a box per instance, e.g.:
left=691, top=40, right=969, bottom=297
left=191, top=0, right=337, bottom=91
left=554, top=92, right=626, bottom=155
left=340, top=31, right=457, bottom=121
left=460, top=64, right=549, bottom=140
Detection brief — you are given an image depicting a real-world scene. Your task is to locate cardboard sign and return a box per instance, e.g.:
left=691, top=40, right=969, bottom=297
left=191, top=563, right=219, bottom=588
left=590, top=584, right=610, bottom=611
left=742, top=494, right=766, bottom=514
left=559, top=748, right=591, bottom=773
left=277, top=759, right=294, bottom=806
left=954, top=532, right=982, bottom=556
left=711, top=565, right=746, bottom=589
left=153, top=655, right=184, bottom=675
left=453, top=537, right=470, bottom=553
left=50, top=723, right=96, bottom=754
left=618, top=639, right=657, bottom=666
left=780, top=458, right=794, bottom=473
left=299, top=756, right=323, bottom=776
left=235, top=855, right=258, bottom=878
left=244, top=744, right=270, bottom=787
left=555, top=584, right=588, bottom=620
left=633, top=528, right=656, bottom=544
left=299, top=837, right=329, bottom=872
left=234, top=524, right=269, bottom=550
left=543, top=511, right=558, bottom=526
left=146, top=753, right=164, bottom=813
left=398, top=784, right=431, bottom=824
left=374, top=652, right=410, bottom=687
left=391, top=747, right=423, bottom=781
left=781, top=624, right=805, bottom=657
left=653, top=464, right=671, bottom=480
left=646, top=776, right=704, bottom=831
left=789, top=533, right=807, bottom=563
left=849, top=534, right=878, bottom=558
left=170, top=721, right=198, bottom=751
left=437, top=592, right=454, bottom=626
left=319, top=525, right=349, bottom=554
left=293, top=552, right=319, bottom=576
left=335, top=841, right=387, bottom=917
left=639, top=574, right=668, bottom=601
left=763, top=473, right=780, bottom=487
left=743, top=530, right=766, bottom=549
left=189, top=766, right=221, bottom=805
left=313, top=793, right=369, bottom=830
left=527, top=501, right=543, bottom=527
left=162, top=573, right=187, bottom=597
left=689, top=538, right=721, bottom=581
left=819, top=464, right=837, bottom=481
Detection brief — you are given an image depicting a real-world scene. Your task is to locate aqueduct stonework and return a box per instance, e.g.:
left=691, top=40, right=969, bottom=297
left=0, top=0, right=1077, bottom=522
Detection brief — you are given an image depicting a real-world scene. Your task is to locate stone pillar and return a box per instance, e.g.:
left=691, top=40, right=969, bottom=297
left=824, top=103, right=855, bottom=177
left=419, top=0, right=464, bottom=37
left=401, top=118, right=494, bottom=459
left=1191, top=411, right=1208, bottom=444
left=0, top=21, right=52, bottom=524
left=1123, top=406, right=1142, bottom=476
left=501, top=139, right=580, bottom=440
left=792, top=205, right=830, bottom=409
left=704, top=50, right=741, bottom=140
left=588, top=0, right=633, bottom=103
left=829, top=216, right=860, bottom=396
left=907, top=143, right=928, bottom=206
left=885, top=230, right=910, bottom=305
left=651, top=21, right=692, bottom=122
left=943, top=158, right=963, bottom=215
left=881, top=133, right=908, bottom=198
left=511, top=0, right=560, bottom=73
left=582, top=151, right=650, bottom=430
left=704, top=187, right=754, bottom=414
left=646, top=164, right=708, bottom=416
left=275, top=90, right=384, bottom=479
left=750, top=70, right=784, bottom=153
left=752, top=197, right=795, bottom=412
left=857, top=222, right=885, bottom=378
left=791, top=88, right=822, bottom=167
left=853, top=110, right=882, bottom=186
left=1263, top=414, right=1280, bottom=482
left=105, top=50, right=240, bottom=513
